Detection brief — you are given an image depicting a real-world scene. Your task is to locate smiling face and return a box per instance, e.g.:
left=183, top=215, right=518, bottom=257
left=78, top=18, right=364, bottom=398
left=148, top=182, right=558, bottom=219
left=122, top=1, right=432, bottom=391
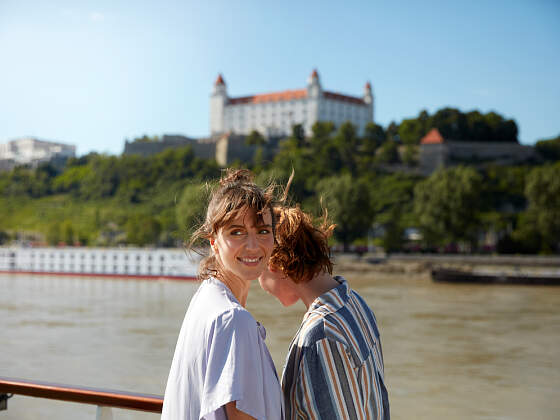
left=259, top=264, right=300, bottom=307
left=212, top=208, right=274, bottom=283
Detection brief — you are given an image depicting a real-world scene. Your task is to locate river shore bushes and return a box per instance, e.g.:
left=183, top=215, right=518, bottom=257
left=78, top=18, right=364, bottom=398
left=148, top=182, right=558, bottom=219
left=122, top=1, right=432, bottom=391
left=1, top=108, right=559, bottom=254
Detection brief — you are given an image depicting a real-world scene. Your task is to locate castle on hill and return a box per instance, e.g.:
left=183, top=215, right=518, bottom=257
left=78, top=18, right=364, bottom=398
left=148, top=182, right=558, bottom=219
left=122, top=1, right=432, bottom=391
left=210, top=70, right=374, bottom=137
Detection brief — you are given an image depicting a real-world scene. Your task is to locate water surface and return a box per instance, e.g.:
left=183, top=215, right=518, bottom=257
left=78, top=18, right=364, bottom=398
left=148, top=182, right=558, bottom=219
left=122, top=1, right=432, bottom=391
left=1, top=272, right=559, bottom=419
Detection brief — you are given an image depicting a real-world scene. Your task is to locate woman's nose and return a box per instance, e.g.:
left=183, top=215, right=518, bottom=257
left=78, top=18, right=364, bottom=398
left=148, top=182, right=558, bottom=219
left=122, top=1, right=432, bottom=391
left=246, top=232, right=259, bottom=249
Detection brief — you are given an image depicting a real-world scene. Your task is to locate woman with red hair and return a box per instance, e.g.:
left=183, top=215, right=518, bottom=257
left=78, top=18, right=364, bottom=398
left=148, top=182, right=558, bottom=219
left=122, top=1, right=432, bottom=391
left=259, top=206, right=390, bottom=420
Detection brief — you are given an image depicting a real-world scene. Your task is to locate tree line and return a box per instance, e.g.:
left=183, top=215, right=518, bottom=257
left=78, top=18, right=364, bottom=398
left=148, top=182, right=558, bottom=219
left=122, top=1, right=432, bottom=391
left=1, top=107, right=559, bottom=253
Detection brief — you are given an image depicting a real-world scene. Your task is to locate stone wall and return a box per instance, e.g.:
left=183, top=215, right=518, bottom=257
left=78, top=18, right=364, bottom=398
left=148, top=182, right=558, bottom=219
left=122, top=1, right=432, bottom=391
left=419, top=141, right=537, bottom=174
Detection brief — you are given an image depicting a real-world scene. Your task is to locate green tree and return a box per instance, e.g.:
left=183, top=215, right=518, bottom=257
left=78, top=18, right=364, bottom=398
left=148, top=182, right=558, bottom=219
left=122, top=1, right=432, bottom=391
left=535, top=134, right=560, bottom=161
left=62, top=221, right=75, bottom=245
left=402, top=144, right=418, bottom=166
left=316, top=174, right=372, bottom=251
left=386, top=121, right=399, bottom=142
left=245, top=130, right=267, bottom=171
left=414, top=166, right=482, bottom=247
left=362, top=122, right=386, bottom=153
left=245, top=130, right=266, bottom=146
left=332, top=122, right=359, bottom=174
left=398, top=118, right=424, bottom=145
left=375, top=140, right=400, bottom=164
left=381, top=207, right=405, bottom=253
left=176, top=183, right=212, bottom=242
left=366, top=173, right=419, bottom=252
left=523, top=163, right=560, bottom=252
left=126, top=215, right=162, bottom=246
left=46, top=222, right=62, bottom=246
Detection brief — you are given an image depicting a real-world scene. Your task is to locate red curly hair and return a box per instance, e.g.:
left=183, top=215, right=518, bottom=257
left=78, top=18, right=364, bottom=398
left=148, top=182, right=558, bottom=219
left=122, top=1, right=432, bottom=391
left=270, top=206, right=335, bottom=283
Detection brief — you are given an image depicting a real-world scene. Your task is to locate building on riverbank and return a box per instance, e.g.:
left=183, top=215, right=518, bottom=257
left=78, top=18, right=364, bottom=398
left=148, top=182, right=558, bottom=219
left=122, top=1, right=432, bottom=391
left=210, top=70, right=374, bottom=138
left=0, top=137, right=75, bottom=170
left=419, top=128, right=537, bottom=174
left=0, top=246, right=198, bottom=279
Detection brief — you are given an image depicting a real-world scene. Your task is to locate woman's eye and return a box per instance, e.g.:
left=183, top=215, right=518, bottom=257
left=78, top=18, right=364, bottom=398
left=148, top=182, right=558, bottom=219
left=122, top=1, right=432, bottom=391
left=230, top=229, right=244, bottom=236
left=259, top=228, right=271, bottom=234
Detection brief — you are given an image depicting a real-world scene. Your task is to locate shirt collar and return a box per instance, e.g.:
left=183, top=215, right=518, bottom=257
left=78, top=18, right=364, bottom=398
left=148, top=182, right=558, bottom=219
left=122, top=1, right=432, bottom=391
left=305, top=276, right=350, bottom=319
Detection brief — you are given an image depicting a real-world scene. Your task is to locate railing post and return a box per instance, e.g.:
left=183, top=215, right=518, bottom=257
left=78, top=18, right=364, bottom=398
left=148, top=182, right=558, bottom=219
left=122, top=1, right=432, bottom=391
left=96, top=405, right=113, bottom=420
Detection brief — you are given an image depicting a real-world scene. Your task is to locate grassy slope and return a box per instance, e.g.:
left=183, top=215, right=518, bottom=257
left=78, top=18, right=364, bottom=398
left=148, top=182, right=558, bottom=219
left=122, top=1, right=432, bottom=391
left=0, top=179, right=188, bottom=240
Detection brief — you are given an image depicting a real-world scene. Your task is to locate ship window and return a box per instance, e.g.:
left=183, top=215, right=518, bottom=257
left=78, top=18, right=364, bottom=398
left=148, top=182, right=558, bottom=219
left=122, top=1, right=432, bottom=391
left=30, top=253, right=35, bottom=259
left=70, top=254, right=74, bottom=259
left=147, top=266, right=151, bottom=273
left=80, top=254, right=85, bottom=259
left=50, top=254, right=54, bottom=259
left=136, top=266, right=140, bottom=273
left=160, top=266, right=164, bottom=273
left=124, top=265, right=128, bottom=272
left=136, top=255, right=140, bottom=261
left=80, top=264, right=85, bottom=271
left=148, top=255, right=152, bottom=261
left=91, top=265, right=95, bottom=272
left=113, top=254, right=118, bottom=260
left=91, top=254, right=96, bottom=260
left=113, top=265, right=117, bottom=271
left=102, top=254, right=106, bottom=260
left=124, top=255, right=129, bottom=261
left=160, top=255, right=164, bottom=261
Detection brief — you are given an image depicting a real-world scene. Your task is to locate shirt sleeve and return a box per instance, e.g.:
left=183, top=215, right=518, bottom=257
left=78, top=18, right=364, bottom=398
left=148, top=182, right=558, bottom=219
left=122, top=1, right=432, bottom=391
left=200, top=308, right=268, bottom=420
left=295, top=338, right=366, bottom=420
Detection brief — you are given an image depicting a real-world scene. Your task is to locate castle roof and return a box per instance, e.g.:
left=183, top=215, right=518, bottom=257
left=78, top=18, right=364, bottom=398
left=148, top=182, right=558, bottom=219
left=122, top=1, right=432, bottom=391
left=420, top=128, right=445, bottom=144
left=228, top=89, right=366, bottom=105
left=324, top=91, right=366, bottom=105
left=229, top=89, right=307, bottom=104
left=214, top=74, right=225, bottom=85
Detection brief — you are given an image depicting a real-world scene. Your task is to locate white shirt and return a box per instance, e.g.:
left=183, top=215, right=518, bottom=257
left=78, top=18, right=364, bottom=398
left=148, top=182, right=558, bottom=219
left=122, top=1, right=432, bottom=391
left=162, top=277, right=283, bottom=420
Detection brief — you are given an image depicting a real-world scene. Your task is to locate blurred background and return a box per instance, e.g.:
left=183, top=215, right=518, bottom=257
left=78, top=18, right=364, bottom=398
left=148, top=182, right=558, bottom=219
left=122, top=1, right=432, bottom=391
left=1, top=1, right=559, bottom=419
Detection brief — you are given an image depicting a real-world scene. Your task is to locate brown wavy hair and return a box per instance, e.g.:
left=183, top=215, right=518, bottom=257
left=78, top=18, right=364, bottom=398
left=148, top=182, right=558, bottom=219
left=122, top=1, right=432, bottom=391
left=269, top=206, right=335, bottom=284
left=189, top=168, right=275, bottom=281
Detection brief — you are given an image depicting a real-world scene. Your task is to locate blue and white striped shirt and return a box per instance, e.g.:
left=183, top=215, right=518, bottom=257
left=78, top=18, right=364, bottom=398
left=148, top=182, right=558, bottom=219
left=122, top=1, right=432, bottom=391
left=281, top=276, right=389, bottom=420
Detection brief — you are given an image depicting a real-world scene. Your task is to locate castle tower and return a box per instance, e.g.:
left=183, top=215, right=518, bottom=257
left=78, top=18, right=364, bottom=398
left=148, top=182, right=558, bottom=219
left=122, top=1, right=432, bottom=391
left=306, top=69, right=322, bottom=128
left=210, top=74, right=228, bottom=135
left=363, top=81, right=374, bottom=122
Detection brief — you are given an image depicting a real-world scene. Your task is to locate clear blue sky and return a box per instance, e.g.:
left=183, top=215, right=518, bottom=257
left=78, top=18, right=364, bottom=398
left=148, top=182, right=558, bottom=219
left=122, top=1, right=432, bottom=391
left=1, top=0, right=559, bottom=155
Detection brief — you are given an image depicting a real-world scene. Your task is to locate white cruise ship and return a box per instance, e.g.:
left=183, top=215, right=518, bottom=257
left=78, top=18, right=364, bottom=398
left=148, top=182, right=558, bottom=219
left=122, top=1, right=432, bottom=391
left=0, top=247, right=200, bottom=280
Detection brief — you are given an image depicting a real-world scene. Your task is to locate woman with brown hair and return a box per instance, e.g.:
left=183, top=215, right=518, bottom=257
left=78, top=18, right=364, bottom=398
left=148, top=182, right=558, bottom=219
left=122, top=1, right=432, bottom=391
left=162, top=169, right=283, bottom=420
left=259, top=206, right=390, bottom=420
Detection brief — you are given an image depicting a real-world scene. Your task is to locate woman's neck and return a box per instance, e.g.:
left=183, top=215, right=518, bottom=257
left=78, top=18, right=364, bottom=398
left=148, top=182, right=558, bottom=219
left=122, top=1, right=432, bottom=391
left=295, top=271, right=340, bottom=309
left=217, top=272, right=251, bottom=307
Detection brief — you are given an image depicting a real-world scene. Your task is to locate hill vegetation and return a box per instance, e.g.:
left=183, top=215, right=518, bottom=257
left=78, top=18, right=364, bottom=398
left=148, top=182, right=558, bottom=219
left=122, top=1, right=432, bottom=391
left=1, top=107, right=558, bottom=254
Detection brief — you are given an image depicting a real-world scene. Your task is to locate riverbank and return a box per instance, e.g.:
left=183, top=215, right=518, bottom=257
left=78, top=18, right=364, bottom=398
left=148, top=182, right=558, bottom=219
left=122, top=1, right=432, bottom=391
left=333, top=253, right=560, bottom=276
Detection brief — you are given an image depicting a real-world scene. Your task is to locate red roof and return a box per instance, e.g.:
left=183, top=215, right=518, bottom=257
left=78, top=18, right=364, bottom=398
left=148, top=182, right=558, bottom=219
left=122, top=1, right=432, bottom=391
left=229, top=89, right=307, bottom=104
left=310, top=69, right=319, bottom=79
left=215, top=74, right=225, bottom=85
left=420, top=128, right=445, bottom=144
left=323, top=91, right=366, bottom=105
left=365, top=81, right=371, bottom=90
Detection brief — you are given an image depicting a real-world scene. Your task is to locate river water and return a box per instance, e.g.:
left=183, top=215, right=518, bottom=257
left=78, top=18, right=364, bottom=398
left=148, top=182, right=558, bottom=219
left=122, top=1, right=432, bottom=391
left=1, top=271, right=559, bottom=419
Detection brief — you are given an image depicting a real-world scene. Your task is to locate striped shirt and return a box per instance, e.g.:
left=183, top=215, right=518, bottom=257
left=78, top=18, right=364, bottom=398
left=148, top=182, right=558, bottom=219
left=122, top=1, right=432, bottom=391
left=281, top=276, right=389, bottom=420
